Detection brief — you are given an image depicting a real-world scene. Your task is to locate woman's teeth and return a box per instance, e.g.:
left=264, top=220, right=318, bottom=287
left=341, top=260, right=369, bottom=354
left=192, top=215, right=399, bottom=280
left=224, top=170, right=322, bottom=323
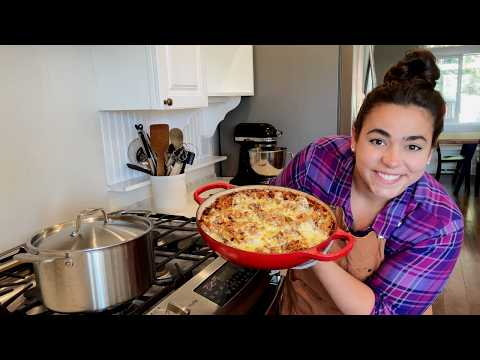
left=377, top=172, right=401, bottom=181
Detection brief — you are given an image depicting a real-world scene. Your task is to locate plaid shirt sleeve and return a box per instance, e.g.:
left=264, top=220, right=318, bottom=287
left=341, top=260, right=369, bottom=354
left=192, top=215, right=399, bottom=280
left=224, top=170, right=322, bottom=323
left=367, top=217, right=464, bottom=315
left=268, top=142, right=314, bottom=191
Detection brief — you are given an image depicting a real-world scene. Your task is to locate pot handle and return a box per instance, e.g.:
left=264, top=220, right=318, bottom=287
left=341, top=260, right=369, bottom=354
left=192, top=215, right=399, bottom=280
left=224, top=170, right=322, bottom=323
left=14, top=253, right=61, bottom=264
left=193, top=182, right=235, bottom=205
left=299, top=229, right=355, bottom=261
left=71, top=208, right=109, bottom=237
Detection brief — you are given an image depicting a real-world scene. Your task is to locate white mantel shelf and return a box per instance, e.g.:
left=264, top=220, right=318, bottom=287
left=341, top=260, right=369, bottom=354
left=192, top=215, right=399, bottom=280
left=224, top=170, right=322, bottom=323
left=184, top=155, right=227, bottom=172
left=107, top=155, right=227, bottom=192
left=208, top=92, right=253, bottom=97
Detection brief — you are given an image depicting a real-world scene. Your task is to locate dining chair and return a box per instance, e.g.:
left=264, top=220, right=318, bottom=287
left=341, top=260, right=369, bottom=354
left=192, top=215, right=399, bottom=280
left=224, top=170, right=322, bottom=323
left=435, top=144, right=478, bottom=196
left=435, top=145, right=465, bottom=182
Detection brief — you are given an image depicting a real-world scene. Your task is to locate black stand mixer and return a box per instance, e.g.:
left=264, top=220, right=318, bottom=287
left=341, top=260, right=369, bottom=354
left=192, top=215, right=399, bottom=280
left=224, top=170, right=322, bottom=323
left=231, top=123, right=289, bottom=185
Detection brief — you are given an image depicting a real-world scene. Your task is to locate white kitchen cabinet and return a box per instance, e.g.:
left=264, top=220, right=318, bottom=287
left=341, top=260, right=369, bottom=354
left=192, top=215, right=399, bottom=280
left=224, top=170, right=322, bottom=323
left=202, top=45, right=254, bottom=96
left=92, top=45, right=207, bottom=110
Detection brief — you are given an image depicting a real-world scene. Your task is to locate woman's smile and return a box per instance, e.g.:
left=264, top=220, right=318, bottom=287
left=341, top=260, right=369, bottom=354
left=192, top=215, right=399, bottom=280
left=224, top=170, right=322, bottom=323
left=367, top=169, right=409, bottom=197
left=374, top=170, right=403, bottom=184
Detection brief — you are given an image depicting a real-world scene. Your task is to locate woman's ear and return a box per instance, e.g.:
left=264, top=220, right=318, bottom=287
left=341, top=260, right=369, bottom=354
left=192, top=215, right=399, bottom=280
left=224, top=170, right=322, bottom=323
left=427, top=141, right=437, bottom=165
left=351, top=125, right=357, bottom=153
left=427, top=150, right=433, bottom=165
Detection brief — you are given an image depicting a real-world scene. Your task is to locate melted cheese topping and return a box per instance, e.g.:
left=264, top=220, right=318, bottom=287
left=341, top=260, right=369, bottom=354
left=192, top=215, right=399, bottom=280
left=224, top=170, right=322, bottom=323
left=199, top=189, right=335, bottom=254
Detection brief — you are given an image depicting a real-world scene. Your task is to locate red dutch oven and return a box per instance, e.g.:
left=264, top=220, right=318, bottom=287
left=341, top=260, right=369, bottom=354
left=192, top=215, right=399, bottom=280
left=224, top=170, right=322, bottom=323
left=193, top=182, right=355, bottom=270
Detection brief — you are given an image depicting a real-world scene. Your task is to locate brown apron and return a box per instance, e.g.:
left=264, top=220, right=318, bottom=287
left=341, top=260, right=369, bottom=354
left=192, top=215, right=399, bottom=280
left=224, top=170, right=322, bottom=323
left=279, top=207, right=386, bottom=315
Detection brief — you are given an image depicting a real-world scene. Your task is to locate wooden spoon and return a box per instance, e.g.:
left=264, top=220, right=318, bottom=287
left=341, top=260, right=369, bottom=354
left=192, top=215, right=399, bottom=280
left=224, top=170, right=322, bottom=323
left=169, top=128, right=184, bottom=150
left=150, top=124, right=170, bottom=176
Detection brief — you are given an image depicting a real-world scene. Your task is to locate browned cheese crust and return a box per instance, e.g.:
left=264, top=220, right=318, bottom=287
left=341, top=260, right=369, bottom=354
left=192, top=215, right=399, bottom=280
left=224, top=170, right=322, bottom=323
left=199, top=188, right=335, bottom=254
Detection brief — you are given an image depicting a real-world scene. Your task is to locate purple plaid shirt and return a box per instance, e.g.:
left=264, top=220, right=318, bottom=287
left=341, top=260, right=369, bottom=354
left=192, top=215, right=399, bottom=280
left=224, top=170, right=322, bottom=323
left=270, top=135, right=464, bottom=315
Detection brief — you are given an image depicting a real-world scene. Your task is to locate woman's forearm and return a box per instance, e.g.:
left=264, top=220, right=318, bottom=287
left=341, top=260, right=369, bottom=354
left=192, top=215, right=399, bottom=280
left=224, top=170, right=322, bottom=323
left=311, top=261, right=376, bottom=315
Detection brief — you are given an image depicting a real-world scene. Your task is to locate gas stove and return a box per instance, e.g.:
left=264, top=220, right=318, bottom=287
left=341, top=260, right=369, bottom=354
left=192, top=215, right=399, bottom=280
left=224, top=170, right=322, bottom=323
left=0, top=211, right=283, bottom=316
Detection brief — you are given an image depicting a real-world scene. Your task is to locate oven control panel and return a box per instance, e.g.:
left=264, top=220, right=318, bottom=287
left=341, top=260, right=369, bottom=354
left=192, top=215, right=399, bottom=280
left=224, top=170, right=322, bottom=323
left=193, top=262, right=257, bottom=306
left=146, top=257, right=261, bottom=315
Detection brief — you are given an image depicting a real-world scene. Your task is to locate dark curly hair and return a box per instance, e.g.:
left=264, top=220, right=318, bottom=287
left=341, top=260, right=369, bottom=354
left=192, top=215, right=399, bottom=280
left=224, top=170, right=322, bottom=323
left=353, top=49, right=446, bottom=147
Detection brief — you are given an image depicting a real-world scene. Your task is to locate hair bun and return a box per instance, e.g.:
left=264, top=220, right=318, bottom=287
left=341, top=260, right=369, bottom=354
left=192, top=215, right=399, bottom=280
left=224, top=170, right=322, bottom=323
left=384, top=49, right=440, bottom=89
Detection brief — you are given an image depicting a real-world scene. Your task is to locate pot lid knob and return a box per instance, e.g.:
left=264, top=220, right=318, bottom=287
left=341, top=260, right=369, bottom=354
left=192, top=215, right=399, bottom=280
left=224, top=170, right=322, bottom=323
left=70, top=208, right=109, bottom=238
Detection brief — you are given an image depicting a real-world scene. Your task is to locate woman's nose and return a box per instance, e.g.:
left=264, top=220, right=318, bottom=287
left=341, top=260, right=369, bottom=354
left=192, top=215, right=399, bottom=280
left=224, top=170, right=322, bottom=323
left=382, top=146, right=401, bottom=168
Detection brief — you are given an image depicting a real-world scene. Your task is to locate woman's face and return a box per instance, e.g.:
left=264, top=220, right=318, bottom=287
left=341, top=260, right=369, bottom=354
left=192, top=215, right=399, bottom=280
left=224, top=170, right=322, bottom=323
left=351, top=103, right=434, bottom=201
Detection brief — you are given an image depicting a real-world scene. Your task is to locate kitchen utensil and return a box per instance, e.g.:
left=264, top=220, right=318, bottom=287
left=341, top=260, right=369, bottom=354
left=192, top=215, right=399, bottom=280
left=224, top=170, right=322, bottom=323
left=168, top=161, right=184, bottom=176
left=149, top=124, right=170, bottom=176
left=13, top=208, right=155, bottom=313
left=165, top=146, right=195, bottom=176
left=249, top=146, right=293, bottom=177
left=165, top=157, right=175, bottom=176
left=127, top=163, right=152, bottom=176
left=169, top=128, right=184, bottom=150
left=193, top=182, right=355, bottom=270
left=180, top=150, right=195, bottom=174
left=164, top=148, right=183, bottom=175
left=135, top=124, right=157, bottom=176
left=127, top=138, right=148, bottom=165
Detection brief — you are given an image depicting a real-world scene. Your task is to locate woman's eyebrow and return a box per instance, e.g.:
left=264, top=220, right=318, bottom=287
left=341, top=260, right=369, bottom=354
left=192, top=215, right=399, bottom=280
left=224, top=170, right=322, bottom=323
left=366, top=128, right=390, bottom=137
left=405, top=135, right=428, bottom=143
left=366, top=129, right=428, bottom=143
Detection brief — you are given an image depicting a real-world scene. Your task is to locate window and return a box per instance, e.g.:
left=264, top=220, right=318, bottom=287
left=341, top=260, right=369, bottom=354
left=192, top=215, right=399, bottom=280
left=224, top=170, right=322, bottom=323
left=364, top=58, right=375, bottom=95
left=364, top=46, right=376, bottom=96
left=425, top=45, right=480, bottom=130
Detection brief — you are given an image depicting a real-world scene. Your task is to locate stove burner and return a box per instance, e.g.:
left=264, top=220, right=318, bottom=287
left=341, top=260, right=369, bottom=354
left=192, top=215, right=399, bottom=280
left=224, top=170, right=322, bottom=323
left=156, top=268, right=170, bottom=279
left=24, top=286, right=41, bottom=300
left=0, top=212, right=217, bottom=315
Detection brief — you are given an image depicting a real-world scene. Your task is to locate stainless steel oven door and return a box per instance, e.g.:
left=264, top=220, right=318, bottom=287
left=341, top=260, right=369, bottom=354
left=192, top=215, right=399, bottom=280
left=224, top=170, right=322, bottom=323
left=145, top=257, right=283, bottom=315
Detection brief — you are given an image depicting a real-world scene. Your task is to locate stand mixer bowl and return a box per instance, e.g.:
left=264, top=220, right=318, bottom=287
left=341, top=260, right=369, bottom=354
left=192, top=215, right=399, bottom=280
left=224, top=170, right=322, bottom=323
left=248, top=147, right=293, bottom=177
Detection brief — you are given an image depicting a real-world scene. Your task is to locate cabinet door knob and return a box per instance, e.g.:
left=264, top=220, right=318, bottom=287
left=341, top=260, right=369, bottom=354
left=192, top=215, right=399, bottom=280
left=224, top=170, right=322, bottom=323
left=163, top=98, right=173, bottom=106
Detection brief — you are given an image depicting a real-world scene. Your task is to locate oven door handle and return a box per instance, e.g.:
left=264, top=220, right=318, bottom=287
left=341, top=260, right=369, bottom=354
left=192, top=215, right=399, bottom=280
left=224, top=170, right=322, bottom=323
left=265, top=273, right=286, bottom=315
left=165, top=302, right=191, bottom=315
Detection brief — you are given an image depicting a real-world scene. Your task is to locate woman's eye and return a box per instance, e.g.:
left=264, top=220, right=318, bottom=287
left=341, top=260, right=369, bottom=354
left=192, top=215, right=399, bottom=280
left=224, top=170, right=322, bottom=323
left=369, top=139, right=385, bottom=146
left=407, top=144, right=422, bottom=151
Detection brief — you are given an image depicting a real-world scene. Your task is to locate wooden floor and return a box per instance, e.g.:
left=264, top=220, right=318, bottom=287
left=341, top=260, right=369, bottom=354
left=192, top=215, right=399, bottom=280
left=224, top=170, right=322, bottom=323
left=432, top=175, right=480, bottom=315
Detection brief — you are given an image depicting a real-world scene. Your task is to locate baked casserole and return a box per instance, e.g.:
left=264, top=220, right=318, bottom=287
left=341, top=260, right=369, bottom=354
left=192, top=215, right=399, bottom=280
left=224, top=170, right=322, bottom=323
left=199, top=188, right=335, bottom=254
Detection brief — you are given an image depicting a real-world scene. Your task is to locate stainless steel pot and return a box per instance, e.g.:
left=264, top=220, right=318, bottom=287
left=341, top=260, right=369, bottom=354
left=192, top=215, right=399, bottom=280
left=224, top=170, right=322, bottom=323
left=249, top=146, right=293, bottom=177
left=13, top=208, right=155, bottom=313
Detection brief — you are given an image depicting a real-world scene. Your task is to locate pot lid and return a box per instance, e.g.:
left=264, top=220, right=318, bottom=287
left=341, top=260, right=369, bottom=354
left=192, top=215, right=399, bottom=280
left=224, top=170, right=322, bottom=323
left=29, top=209, right=152, bottom=252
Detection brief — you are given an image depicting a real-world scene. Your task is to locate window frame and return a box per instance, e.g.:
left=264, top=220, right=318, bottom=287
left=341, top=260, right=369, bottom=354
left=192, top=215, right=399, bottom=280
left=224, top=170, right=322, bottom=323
left=364, top=58, right=373, bottom=95
left=428, top=45, right=480, bottom=132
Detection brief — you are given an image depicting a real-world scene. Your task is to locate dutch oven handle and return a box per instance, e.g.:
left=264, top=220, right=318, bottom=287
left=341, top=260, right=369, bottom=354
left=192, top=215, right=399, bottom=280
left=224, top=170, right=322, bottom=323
left=299, top=229, right=355, bottom=261
left=193, top=182, right=235, bottom=205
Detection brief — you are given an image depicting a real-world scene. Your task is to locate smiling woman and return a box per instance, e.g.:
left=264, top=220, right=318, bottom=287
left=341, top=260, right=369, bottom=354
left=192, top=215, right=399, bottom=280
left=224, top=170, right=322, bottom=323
left=269, top=49, right=464, bottom=315
left=351, top=104, right=434, bottom=203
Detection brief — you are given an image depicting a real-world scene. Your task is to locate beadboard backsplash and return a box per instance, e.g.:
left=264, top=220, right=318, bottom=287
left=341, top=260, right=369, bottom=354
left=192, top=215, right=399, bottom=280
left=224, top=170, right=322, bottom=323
left=99, top=97, right=241, bottom=189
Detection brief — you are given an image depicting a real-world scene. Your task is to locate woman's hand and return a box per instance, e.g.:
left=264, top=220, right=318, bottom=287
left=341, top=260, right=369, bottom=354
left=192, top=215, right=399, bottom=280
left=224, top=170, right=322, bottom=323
left=311, top=261, right=376, bottom=315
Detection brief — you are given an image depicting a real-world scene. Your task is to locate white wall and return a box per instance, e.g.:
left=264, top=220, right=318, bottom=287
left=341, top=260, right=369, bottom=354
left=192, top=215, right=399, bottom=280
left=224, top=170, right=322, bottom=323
left=219, top=45, right=340, bottom=176
left=0, top=46, right=233, bottom=253
left=0, top=46, right=110, bottom=252
left=373, top=45, right=419, bottom=85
